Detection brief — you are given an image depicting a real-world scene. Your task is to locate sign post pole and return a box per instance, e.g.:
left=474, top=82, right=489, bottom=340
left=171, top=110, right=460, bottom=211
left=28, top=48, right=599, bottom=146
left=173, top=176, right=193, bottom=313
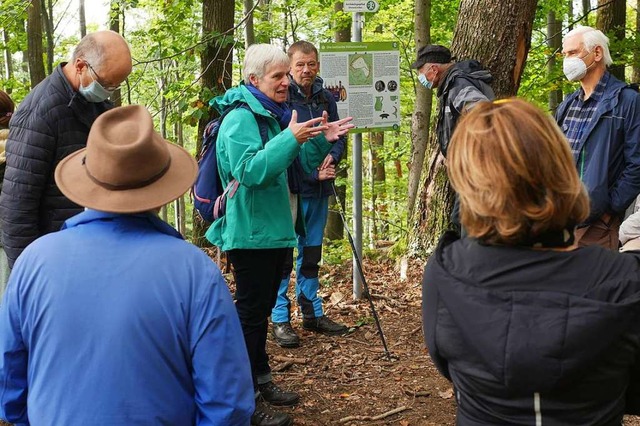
left=351, top=11, right=363, bottom=299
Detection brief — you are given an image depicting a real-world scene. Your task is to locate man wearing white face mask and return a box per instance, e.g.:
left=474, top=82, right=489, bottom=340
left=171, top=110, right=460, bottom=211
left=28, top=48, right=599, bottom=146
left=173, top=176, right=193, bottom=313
left=0, top=31, right=132, bottom=269
left=555, top=26, right=640, bottom=250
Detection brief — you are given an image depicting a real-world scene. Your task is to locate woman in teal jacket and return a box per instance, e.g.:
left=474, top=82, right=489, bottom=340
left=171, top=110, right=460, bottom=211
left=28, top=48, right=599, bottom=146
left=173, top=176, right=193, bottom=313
left=206, top=43, right=353, bottom=426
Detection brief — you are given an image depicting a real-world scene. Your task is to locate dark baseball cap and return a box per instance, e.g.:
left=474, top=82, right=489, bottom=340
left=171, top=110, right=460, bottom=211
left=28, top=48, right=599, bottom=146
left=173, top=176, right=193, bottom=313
left=410, top=44, right=452, bottom=69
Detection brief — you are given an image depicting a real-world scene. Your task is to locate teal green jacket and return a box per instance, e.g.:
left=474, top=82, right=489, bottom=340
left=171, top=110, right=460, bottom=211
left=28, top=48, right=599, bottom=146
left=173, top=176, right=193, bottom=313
left=205, top=85, right=333, bottom=251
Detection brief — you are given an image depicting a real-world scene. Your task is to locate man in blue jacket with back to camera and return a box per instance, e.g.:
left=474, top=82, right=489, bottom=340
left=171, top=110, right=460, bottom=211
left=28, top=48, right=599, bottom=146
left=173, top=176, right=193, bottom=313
left=271, top=41, right=348, bottom=348
left=0, top=105, right=254, bottom=425
left=556, top=26, right=640, bottom=249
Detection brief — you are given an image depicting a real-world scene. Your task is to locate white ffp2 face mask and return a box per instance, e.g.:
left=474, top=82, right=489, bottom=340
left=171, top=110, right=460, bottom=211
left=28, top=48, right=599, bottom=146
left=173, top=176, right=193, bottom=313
left=562, top=51, right=596, bottom=83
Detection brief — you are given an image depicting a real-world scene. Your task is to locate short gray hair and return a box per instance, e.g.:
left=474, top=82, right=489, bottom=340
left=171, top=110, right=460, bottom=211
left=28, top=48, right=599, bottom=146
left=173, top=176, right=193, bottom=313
left=565, top=26, right=613, bottom=67
left=243, top=44, right=290, bottom=84
left=71, top=33, right=106, bottom=71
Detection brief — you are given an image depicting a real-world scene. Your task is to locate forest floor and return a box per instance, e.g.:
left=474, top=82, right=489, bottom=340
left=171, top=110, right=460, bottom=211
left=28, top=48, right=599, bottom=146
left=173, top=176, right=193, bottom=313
left=216, top=252, right=640, bottom=426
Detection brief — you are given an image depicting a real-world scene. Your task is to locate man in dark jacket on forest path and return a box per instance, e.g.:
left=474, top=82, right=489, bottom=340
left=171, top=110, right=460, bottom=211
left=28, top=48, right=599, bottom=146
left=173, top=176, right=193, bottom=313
left=271, top=41, right=348, bottom=348
left=411, top=44, right=495, bottom=158
left=0, top=30, right=132, bottom=268
left=411, top=44, right=495, bottom=231
left=555, top=26, right=640, bottom=250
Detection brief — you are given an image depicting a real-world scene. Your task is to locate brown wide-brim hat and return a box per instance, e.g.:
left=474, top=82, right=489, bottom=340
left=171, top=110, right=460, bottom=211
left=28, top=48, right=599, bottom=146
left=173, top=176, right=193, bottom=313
left=55, top=105, right=198, bottom=213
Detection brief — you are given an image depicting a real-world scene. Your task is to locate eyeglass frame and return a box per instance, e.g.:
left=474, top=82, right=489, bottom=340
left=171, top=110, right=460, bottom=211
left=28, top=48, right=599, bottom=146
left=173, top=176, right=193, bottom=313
left=84, top=61, right=121, bottom=92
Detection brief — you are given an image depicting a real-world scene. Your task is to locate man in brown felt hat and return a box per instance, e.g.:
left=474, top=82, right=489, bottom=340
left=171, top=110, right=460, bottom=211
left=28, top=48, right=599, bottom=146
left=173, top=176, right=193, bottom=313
left=411, top=44, right=495, bottom=233
left=0, top=105, right=255, bottom=425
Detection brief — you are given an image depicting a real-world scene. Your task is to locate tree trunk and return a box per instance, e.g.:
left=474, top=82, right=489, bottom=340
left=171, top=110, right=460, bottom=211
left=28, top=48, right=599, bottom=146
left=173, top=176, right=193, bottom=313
left=257, top=0, right=272, bottom=44
left=2, top=29, right=13, bottom=86
left=410, top=0, right=538, bottom=255
left=326, top=1, right=352, bottom=241
left=547, top=11, right=562, bottom=112
left=109, top=0, right=123, bottom=106
left=582, top=0, right=591, bottom=25
left=370, top=131, right=386, bottom=243
left=40, top=0, right=54, bottom=75
left=596, top=0, right=625, bottom=81
left=244, top=0, right=255, bottom=48
left=26, top=0, right=46, bottom=87
left=192, top=0, right=235, bottom=248
left=79, top=0, right=87, bottom=38
left=407, top=0, right=431, bottom=220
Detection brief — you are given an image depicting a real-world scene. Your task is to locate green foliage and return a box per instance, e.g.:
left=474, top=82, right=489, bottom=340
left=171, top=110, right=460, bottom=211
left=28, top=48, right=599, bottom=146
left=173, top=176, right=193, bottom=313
left=7, top=0, right=640, bottom=262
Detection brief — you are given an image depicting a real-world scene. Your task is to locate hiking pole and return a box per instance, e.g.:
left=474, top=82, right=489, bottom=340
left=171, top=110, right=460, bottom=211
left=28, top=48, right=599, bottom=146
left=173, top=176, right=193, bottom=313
left=330, top=181, right=393, bottom=361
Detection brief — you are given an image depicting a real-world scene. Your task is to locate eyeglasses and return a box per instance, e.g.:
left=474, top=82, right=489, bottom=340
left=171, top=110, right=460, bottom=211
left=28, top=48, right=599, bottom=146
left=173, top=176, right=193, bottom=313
left=85, top=61, right=120, bottom=92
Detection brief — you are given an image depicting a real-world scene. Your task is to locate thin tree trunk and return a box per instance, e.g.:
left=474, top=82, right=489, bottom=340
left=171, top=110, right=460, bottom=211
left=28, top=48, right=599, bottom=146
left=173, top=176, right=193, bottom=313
left=27, top=0, right=46, bottom=87
left=326, top=1, right=351, bottom=241
left=548, top=11, right=562, bottom=112
left=193, top=0, right=235, bottom=247
left=109, top=0, right=123, bottom=106
left=3, top=29, right=13, bottom=86
left=244, top=0, right=255, bottom=48
left=40, top=0, right=54, bottom=75
left=596, top=0, right=625, bottom=81
left=79, top=0, right=87, bottom=38
left=370, top=131, right=386, bottom=243
left=583, top=0, right=591, bottom=25
left=410, top=0, right=539, bottom=255
left=407, top=0, right=431, bottom=220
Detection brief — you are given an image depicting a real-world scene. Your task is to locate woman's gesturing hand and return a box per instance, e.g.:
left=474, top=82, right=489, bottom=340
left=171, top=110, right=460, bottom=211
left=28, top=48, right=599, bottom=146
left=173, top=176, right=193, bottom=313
left=320, top=111, right=355, bottom=142
left=288, top=110, right=328, bottom=144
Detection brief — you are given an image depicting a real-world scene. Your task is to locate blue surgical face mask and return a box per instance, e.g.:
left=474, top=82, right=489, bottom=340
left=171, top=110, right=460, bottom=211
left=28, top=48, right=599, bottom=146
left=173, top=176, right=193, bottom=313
left=418, top=72, right=433, bottom=90
left=79, top=72, right=113, bottom=103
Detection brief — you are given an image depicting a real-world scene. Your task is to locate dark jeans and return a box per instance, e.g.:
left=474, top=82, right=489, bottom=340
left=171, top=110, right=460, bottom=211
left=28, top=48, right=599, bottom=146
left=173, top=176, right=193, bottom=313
left=228, top=248, right=288, bottom=389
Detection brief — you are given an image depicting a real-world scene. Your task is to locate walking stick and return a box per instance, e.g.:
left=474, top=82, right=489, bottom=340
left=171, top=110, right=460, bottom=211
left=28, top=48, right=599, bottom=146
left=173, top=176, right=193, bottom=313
left=330, top=181, right=393, bottom=361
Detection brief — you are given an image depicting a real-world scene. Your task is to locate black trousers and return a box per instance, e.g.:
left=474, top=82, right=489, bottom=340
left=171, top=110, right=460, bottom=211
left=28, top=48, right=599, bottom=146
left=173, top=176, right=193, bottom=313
left=228, top=248, right=288, bottom=389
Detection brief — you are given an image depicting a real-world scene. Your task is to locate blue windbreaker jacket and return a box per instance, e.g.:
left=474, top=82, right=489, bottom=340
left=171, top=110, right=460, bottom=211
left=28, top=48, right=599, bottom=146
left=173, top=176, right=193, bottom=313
left=555, top=73, right=640, bottom=223
left=0, top=210, right=254, bottom=425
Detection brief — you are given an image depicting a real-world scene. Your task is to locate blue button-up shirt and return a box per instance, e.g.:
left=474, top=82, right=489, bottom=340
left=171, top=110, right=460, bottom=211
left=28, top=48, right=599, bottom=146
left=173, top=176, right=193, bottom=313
left=560, top=72, right=610, bottom=167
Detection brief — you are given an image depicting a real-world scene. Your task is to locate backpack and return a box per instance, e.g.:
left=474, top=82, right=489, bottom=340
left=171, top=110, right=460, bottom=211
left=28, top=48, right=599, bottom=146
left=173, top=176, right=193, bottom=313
left=193, top=103, right=269, bottom=222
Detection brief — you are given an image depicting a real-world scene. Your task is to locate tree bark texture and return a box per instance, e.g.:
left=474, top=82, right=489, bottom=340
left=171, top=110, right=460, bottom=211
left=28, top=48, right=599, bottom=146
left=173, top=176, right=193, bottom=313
left=407, top=0, right=431, bottom=221
left=79, top=0, right=86, bottom=38
left=109, top=0, right=123, bottom=106
left=3, top=29, right=13, bottom=85
left=409, top=0, right=538, bottom=256
left=583, top=0, right=591, bottom=26
left=27, top=0, right=46, bottom=88
left=193, top=0, right=235, bottom=248
left=244, top=0, right=255, bottom=48
left=596, top=0, right=625, bottom=81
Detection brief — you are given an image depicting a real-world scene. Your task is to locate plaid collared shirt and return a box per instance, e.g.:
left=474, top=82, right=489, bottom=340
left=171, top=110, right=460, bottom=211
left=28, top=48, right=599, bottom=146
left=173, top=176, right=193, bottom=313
left=560, top=72, right=610, bottom=164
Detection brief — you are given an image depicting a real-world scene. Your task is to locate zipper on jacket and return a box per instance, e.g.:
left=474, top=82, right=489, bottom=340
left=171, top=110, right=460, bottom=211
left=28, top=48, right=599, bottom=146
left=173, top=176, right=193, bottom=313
left=534, top=392, right=542, bottom=426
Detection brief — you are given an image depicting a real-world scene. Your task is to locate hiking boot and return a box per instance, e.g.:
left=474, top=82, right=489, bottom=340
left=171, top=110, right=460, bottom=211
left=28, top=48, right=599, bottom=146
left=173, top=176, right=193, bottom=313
left=303, top=316, right=348, bottom=336
left=258, top=381, right=300, bottom=407
left=272, top=322, right=300, bottom=348
left=251, top=397, right=293, bottom=426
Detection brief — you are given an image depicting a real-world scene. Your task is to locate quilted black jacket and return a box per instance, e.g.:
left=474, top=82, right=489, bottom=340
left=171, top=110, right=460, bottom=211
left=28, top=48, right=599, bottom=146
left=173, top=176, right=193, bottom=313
left=0, top=64, right=111, bottom=267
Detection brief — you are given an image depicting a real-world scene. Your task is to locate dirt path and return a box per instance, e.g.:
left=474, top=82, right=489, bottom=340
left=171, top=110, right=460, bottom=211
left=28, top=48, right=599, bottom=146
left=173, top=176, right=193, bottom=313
left=247, top=255, right=640, bottom=425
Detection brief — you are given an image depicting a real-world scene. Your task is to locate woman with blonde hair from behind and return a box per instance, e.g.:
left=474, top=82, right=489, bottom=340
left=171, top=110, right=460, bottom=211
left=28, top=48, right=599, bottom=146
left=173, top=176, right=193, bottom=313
left=422, top=98, right=640, bottom=425
left=0, top=90, right=14, bottom=292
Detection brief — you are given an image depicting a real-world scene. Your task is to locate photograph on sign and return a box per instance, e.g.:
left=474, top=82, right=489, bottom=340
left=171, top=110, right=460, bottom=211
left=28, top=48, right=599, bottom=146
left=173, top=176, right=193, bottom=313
left=319, top=42, right=400, bottom=133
